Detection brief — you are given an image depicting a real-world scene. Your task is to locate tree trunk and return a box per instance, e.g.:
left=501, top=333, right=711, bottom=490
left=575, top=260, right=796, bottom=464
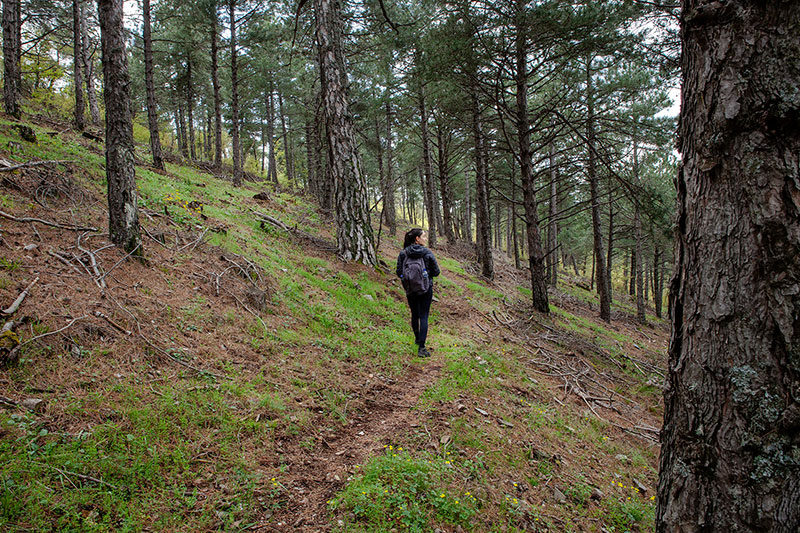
left=210, top=14, right=222, bottom=168
left=177, top=105, right=188, bottom=158
left=634, top=206, right=645, bottom=324
left=512, top=178, right=520, bottom=269
left=653, top=244, right=662, bottom=319
left=314, top=0, right=376, bottom=265
left=471, top=83, right=493, bottom=279
left=586, top=58, right=610, bottom=322
left=548, top=133, right=558, bottom=287
left=72, top=0, right=86, bottom=130
left=418, top=85, right=437, bottom=248
left=266, top=82, right=278, bottom=183
left=305, top=109, right=315, bottom=195
left=3, top=0, right=22, bottom=118
left=81, top=6, right=100, bottom=125
left=514, top=10, right=547, bottom=311
left=278, top=91, right=294, bottom=186
left=463, top=168, right=472, bottom=243
left=143, top=0, right=164, bottom=170
left=607, top=190, right=614, bottom=302
left=658, top=4, right=800, bottom=529
left=436, top=123, right=455, bottom=244
left=229, top=0, right=242, bottom=186
left=98, top=0, right=141, bottom=255
left=629, top=245, right=637, bottom=296
left=186, top=56, right=196, bottom=161
left=384, top=99, right=396, bottom=235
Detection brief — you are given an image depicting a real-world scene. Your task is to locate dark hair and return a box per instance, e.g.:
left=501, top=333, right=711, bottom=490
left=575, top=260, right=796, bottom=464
left=403, top=228, right=424, bottom=248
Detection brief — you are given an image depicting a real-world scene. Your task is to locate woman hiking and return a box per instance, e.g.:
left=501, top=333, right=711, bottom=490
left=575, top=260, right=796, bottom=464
left=396, top=229, right=440, bottom=358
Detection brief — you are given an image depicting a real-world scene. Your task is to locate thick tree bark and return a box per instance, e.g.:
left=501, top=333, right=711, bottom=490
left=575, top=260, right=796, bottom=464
left=80, top=6, right=100, bottom=125
left=516, top=10, right=548, bottom=313
left=586, top=59, right=610, bottom=322
left=73, top=0, right=86, bottom=130
left=229, top=0, right=242, bottom=186
left=383, top=99, right=396, bottom=235
left=142, top=0, right=164, bottom=170
left=314, top=0, right=376, bottom=265
left=2, top=0, right=22, bottom=118
left=210, top=15, right=222, bottom=168
left=98, top=0, right=141, bottom=255
left=657, top=2, right=800, bottom=531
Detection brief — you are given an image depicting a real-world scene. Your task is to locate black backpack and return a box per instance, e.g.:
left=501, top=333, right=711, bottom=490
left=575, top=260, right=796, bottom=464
left=402, top=254, right=430, bottom=295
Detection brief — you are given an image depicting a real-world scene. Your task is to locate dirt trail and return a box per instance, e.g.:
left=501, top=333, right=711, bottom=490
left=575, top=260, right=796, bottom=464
left=261, top=359, right=443, bottom=531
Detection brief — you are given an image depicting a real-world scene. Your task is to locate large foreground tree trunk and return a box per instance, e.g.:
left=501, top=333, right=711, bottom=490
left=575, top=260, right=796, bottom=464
left=657, top=2, right=800, bottom=531
left=2, top=0, right=21, bottom=118
left=314, top=0, right=376, bottom=265
left=143, top=0, right=164, bottom=170
left=98, top=0, right=142, bottom=255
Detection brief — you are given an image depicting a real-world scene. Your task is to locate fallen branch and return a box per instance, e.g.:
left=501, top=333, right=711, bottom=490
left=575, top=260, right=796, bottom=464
left=100, top=243, right=142, bottom=285
left=0, top=159, right=71, bottom=172
left=93, top=310, right=131, bottom=336
left=6, top=315, right=87, bottom=363
left=0, top=210, right=97, bottom=232
left=177, top=227, right=209, bottom=253
left=2, top=277, right=38, bottom=315
left=35, top=462, right=118, bottom=490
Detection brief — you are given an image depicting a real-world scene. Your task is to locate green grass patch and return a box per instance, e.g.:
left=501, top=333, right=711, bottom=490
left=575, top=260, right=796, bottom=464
left=331, top=447, right=479, bottom=531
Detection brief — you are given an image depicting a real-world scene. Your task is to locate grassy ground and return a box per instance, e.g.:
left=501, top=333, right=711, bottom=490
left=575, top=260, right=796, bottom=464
left=0, top=116, right=667, bottom=532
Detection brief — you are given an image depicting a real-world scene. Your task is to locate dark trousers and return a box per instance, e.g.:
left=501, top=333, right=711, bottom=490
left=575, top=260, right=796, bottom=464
left=406, top=288, right=433, bottom=348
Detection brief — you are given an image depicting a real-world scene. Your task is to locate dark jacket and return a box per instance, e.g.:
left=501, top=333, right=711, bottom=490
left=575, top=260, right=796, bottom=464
left=396, top=244, right=440, bottom=282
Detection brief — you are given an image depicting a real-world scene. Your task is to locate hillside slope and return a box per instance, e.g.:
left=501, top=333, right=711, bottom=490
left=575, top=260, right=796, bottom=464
left=0, top=117, right=667, bottom=532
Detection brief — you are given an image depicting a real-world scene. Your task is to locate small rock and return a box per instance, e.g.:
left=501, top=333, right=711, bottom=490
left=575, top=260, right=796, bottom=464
left=615, top=454, right=630, bottom=464
left=553, top=487, right=567, bottom=504
left=362, top=294, right=374, bottom=301
left=633, top=478, right=648, bottom=494
left=21, top=398, right=44, bottom=412
left=333, top=474, right=340, bottom=482
left=590, top=488, right=604, bottom=501
left=475, top=407, right=489, bottom=416
left=457, top=403, right=466, bottom=411
left=23, top=244, right=38, bottom=251
left=440, top=435, right=451, bottom=445
left=499, top=419, right=514, bottom=428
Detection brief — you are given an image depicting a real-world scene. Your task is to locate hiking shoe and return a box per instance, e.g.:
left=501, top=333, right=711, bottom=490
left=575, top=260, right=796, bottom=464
left=418, top=346, right=431, bottom=358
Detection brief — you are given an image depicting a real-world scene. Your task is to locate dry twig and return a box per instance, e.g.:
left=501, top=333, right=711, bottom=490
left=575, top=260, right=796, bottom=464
left=2, top=277, right=39, bottom=315
left=0, top=210, right=97, bottom=232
